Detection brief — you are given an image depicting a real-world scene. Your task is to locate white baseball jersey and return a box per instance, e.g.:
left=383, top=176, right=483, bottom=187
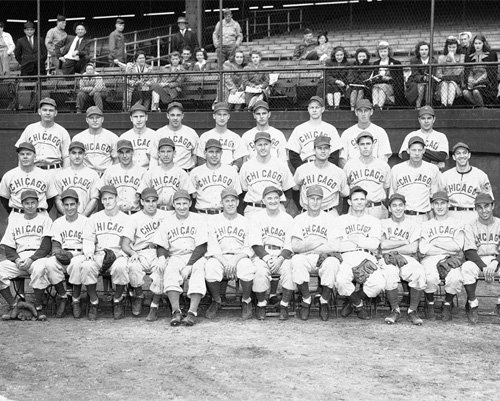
left=122, top=209, right=169, bottom=252
left=196, top=128, right=248, bottom=165
left=291, top=211, right=340, bottom=250
left=294, top=162, right=349, bottom=210
left=207, top=213, right=253, bottom=257
left=241, top=126, right=288, bottom=161
left=100, top=164, right=146, bottom=213
left=138, top=165, right=195, bottom=209
left=1, top=213, right=52, bottom=254
left=336, top=213, right=382, bottom=249
left=442, top=167, right=493, bottom=209
left=381, top=217, right=421, bottom=255
left=0, top=166, right=58, bottom=210
left=120, top=127, right=156, bottom=168
left=83, top=210, right=128, bottom=253
left=391, top=161, right=441, bottom=212
left=54, top=166, right=100, bottom=214
left=190, top=163, right=242, bottom=210
left=419, top=217, right=464, bottom=256
left=286, top=120, right=342, bottom=161
left=51, top=214, right=88, bottom=250
left=344, top=157, right=391, bottom=202
left=399, top=129, right=449, bottom=159
left=239, top=157, right=295, bottom=203
left=153, top=212, right=207, bottom=256
left=72, top=129, right=119, bottom=174
left=340, top=123, right=392, bottom=161
left=16, top=122, right=71, bottom=165
left=149, top=125, right=198, bottom=170
left=249, top=209, right=293, bottom=250
left=464, top=217, right=500, bottom=256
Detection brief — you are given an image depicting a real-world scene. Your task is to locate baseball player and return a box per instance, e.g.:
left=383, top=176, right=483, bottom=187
left=442, top=142, right=493, bottom=222
left=190, top=138, right=241, bottom=215
left=241, top=100, right=288, bottom=161
left=120, top=104, right=156, bottom=168
left=148, top=101, right=198, bottom=171
left=138, top=137, right=194, bottom=211
left=100, top=139, right=146, bottom=215
left=343, top=132, right=391, bottom=219
left=290, top=185, right=343, bottom=321
left=15, top=97, right=71, bottom=171
left=196, top=102, right=248, bottom=170
left=286, top=95, right=342, bottom=169
left=204, top=187, right=257, bottom=320
left=336, top=186, right=385, bottom=320
left=419, top=191, right=464, bottom=322
left=239, top=131, right=295, bottom=218
left=72, top=106, right=119, bottom=176
left=399, top=106, right=449, bottom=170
left=54, top=140, right=100, bottom=217
left=121, top=188, right=168, bottom=319
left=380, top=193, right=426, bottom=325
left=339, top=99, right=392, bottom=168
left=45, top=189, right=88, bottom=318
left=391, top=135, right=442, bottom=222
left=0, top=142, right=57, bottom=219
left=248, top=186, right=294, bottom=320
left=294, top=136, right=349, bottom=215
left=81, top=185, right=130, bottom=320
left=0, top=190, right=56, bottom=321
left=152, top=189, right=208, bottom=326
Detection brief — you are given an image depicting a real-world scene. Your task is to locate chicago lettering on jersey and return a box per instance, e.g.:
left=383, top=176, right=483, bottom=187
left=298, top=131, right=327, bottom=144
left=302, top=224, right=328, bottom=238
left=244, top=169, right=283, bottom=184
left=84, top=142, right=112, bottom=152
left=172, top=135, right=194, bottom=150
left=9, top=177, right=47, bottom=192
left=152, top=175, right=180, bottom=189
left=474, top=232, right=500, bottom=246
left=168, top=225, right=197, bottom=240
left=108, top=175, right=141, bottom=187
left=215, top=225, right=245, bottom=241
left=219, top=138, right=235, bottom=150
left=445, top=183, right=476, bottom=196
left=14, top=224, right=44, bottom=237
left=262, top=226, right=286, bottom=242
left=386, top=226, right=410, bottom=241
left=196, top=174, right=233, bottom=189
left=428, top=225, right=457, bottom=237
left=132, top=137, right=150, bottom=149
left=139, top=220, right=161, bottom=237
left=397, top=173, right=432, bottom=188
left=96, top=221, right=124, bottom=234
left=425, top=139, right=439, bottom=150
left=345, top=224, right=372, bottom=235
left=60, top=229, right=83, bottom=242
left=31, top=132, right=62, bottom=147
left=348, top=168, right=385, bottom=183
left=303, top=174, right=339, bottom=190
left=61, top=176, right=92, bottom=190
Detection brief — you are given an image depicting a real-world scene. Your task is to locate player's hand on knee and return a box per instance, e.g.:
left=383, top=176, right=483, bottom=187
left=19, top=258, right=33, bottom=271
left=129, top=253, right=140, bottom=263
left=484, top=261, right=498, bottom=282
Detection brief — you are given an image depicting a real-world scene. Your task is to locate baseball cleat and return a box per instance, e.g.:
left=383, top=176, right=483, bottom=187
left=465, top=302, right=478, bottom=325
left=385, top=309, right=401, bottom=324
left=170, top=310, right=182, bottom=326
left=113, top=299, right=125, bottom=320
left=441, top=304, right=452, bottom=322
left=205, top=301, right=221, bottom=319
left=72, top=300, right=82, bottom=319
left=407, top=311, right=423, bottom=326
left=354, top=305, right=370, bottom=320
left=182, top=312, right=196, bottom=326
left=495, top=304, right=500, bottom=319
left=241, top=302, right=253, bottom=320
left=299, top=302, right=310, bottom=321
left=425, top=304, right=436, bottom=321
left=319, top=302, right=330, bottom=321
left=256, top=305, right=266, bottom=320
left=131, top=297, right=143, bottom=316
left=279, top=305, right=289, bottom=321
left=56, top=295, right=67, bottom=318
left=146, top=306, right=158, bottom=322
left=340, top=301, right=353, bottom=318
left=88, top=303, right=98, bottom=321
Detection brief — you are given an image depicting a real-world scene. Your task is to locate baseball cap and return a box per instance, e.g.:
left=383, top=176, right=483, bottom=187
left=117, top=139, right=133, bottom=151
left=349, top=186, right=368, bottom=198
left=205, top=139, right=222, bottom=150
left=308, top=96, right=324, bottom=107
left=24, top=21, right=35, bottom=29
left=355, top=99, right=373, bottom=110
left=20, top=190, right=38, bottom=202
left=254, top=131, right=271, bottom=143
left=60, top=188, right=79, bottom=201
left=474, top=193, right=494, bottom=205
left=100, top=185, right=118, bottom=196
left=16, top=142, right=36, bottom=153
left=141, top=187, right=159, bottom=200
left=314, top=136, right=331, bottom=147
left=408, top=136, right=426, bottom=148
left=356, top=131, right=374, bottom=143
left=253, top=100, right=269, bottom=111
left=430, top=191, right=449, bottom=202
left=158, top=137, right=175, bottom=150
left=86, top=106, right=103, bottom=117
left=262, top=185, right=283, bottom=199
left=221, top=187, right=239, bottom=200
left=177, top=16, right=187, bottom=23
left=167, top=101, right=184, bottom=113
left=68, top=141, right=85, bottom=151
left=452, top=142, right=470, bottom=153
left=418, top=106, right=435, bottom=117
left=223, top=8, right=232, bottom=15
left=172, top=189, right=191, bottom=202
left=129, top=104, right=148, bottom=115
left=388, top=193, right=406, bottom=205
left=39, top=97, right=57, bottom=108
left=213, top=102, right=230, bottom=112
left=116, top=18, right=124, bottom=24
left=57, top=15, right=66, bottom=22
left=306, top=185, right=324, bottom=198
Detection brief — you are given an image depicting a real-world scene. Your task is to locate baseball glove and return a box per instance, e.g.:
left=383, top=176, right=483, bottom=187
left=352, top=259, right=378, bottom=284
left=437, top=255, right=463, bottom=280
left=316, top=252, right=343, bottom=267
left=54, top=249, right=73, bottom=266
left=99, top=248, right=117, bottom=275
left=382, top=251, right=407, bottom=268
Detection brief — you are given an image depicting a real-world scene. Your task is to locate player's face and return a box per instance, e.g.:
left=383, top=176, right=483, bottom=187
left=213, top=110, right=230, bottom=127
left=355, top=107, right=372, bottom=123
left=358, top=138, right=374, bottom=157
left=118, top=149, right=133, bottom=166
left=87, top=115, right=103, bottom=130
left=158, top=146, right=175, bottom=165
left=167, top=108, right=184, bottom=128
left=432, top=200, right=449, bottom=217
left=130, top=111, right=148, bottom=129
left=62, top=197, right=79, bottom=218
left=141, top=196, right=158, bottom=215
left=69, top=148, right=84, bottom=166
left=307, top=102, right=324, bottom=120
left=222, top=195, right=238, bottom=215
left=205, top=147, right=222, bottom=166
left=418, top=114, right=435, bottom=131
left=18, top=150, right=36, bottom=167
left=173, top=198, right=191, bottom=217
left=307, top=195, right=323, bottom=212
left=255, top=139, right=271, bottom=157
left=452, top=148, right=471, bottom=167
left=408, top=143, right=424, bottom=162
left=389, top=199, right=405, bottom=219
left=476, top=202, right=494, bottom=222
left=101, top=193, right=117, bottom=210
left=38, top=104, right=57, bottom=123
left=349, top=192, right=367, bottom=212
left=22, top=198, right=39, bottom=217
left=253, top=108, right=270, bottom=126
left=314, top=144, right=330, bottom=161
left=263, top=192, right=281, bottom=211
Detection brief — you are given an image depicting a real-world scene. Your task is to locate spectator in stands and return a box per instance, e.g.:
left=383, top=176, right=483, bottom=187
left=243, top=50, right=269, bottom=111
left=14, top=21, right=46, bottom=76
left=315, top=32, right=333, bottom=64
left=323, top=46, right=349, bottom=109
left=150, top=51, right=184, bottom=112
left=212, top=9, right=243, bottom=62
left=405, top=41, right=437, bottom=109
left=193, top=48, right=210, bottom=71
left=435, top=36, right=464, bottom=107
left=222, top=49, right=246, bottom=110
left=0, top=22, right=15, bottom=76
left=45, top=15, right=67, bottom=73
left=76, top=63, right=106, bottom=113
left=459, top=31, right=472, bottom=57
left=181, top=47, right=195, bottom=71
left=108, top=18, right=126, bottom=66
left=293, top=28, right=318, bottom=60
left=56, top=22, right=91, bottom=75
left=370, top=40, right=403, bottom=110
left=117, top=51, right=154, bottom=110
left=463, top=34, right=498, bottom=108
left=171, top=16, right=198, bottom=54
left=348, top=48, right=371, bottom=110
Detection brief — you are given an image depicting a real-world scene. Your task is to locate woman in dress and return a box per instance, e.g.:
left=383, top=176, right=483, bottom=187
left=348, top=47, right=371, bottom=110
left=221, top=48, right=247, bottom=110
left=117, top=50, right=154, bottom=110
left=435, top=36, right=464, bottom=107
left=315, top=32, right=334, bottom=65
left=406, top=41, right=437, bottom=108
left=324, top=46, right=349, bottom=109
left=193, top=47, right=211, bottom=71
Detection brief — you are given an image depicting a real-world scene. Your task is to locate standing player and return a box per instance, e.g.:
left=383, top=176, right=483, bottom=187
left=391, top=136, right=441, bottom=221
left=419, top=191, right=464, bottom=321
left=72, top=106, right=119, bottom=176
left=241, top=100, right=288, bottom=161
left=121, top=188, right=168, bottom=319
left=138, top=138, right=194, bottom=211
left=399, top=106, right=449, bottom=170
left=294, top=136, right=349, bottom=215
left=442, top=142, right=493, bottom=222
left=81, top=185, right=129, bottom=320
left=152, top=190, right=208, bottom=326
left=100, top=139, right=146, bottom=215
left=339, top=99, right=392, bottom=168
left=196, top=102, right=248, bottom=170
left=120, top=104, right=156, bottom=168
left=343, top=132, right=391, bottom=219
left=380, top=193, right=426, bottom=325
left=148, top=102, right=198, bottom=171
left=54, top=141, right=100, bottom=217
left=286, top=96, right=342, bottom=169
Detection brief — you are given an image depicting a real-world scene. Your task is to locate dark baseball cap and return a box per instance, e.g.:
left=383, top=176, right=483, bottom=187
left=418, top=106, right=435, bottom=117
left=474, top=193, right=494, bottom=205
left=314, top=136, right=331, bottom=147
left=355, top=99, right=373, bottom=110
left=388, top=193, right=406, bottom=205
left=308, top=96, right=324, bottom=107
left=262, top=185, right=283, bottom=199
left=408, top=136, right=426, bottom=148
left=213, top=102, right=230, bottom=112
left=39, top=97, right=57, bottom=108
left=16, top=142, right=36, bottom=153
left=253, top=100, right=269, bottom=111
left=129, top=104, right=148, bottom=115
left=349, top=186, right=368, bottom=198
left=141, top=187, right=159, bottom=200
left=254, top=131, right=271, bottom=143
left=86, top=106, right=103, bottom=117
left=60, top=188, right=79, bottom=201
left=431, top=191, right=449, bottom=202
left=306, top=185, right=324, bottom=198
left=117, top=139, right=133, bottom=151
left=356, top=131, right=374, bottom=143
left=158, top=137, right=175, bottom=150
left=167, top=101, right=184, bottom=112
left=21, top=190, right=39, bottom=202
left=452, top=142, right=470, bottom=153
left=69, top=141, right=85, bottom=151
left=205, top=139, right=222, bottom=150
left=221, top=187, right=239, bottom=200
left=100, top=185, right=118, bottom=196
left=172, top=189, right=191, bottom=202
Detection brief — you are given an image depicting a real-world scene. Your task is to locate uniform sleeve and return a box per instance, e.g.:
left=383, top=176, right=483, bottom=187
left=46, top=175, right=58, bottom=199
left=453, top=224, right=465, bottom=249
left=479, top=171, right=493, bottom=198
left=110, top=133, right=119, bottom=161
left=431, top=165, right=442, bottom=194
left=463, top=223, right=477, bottom=251
left=418, top=222, right=431, bottom=254
left=231, top=168, right=243, bottom=194
left=389, top=165, right=398, bottom=196
left=194, top=216, right=208, bottom=246
left=248, top=219, right=263, bottom=247
left=398, top=134, right=410, bottom=158
left=293, top=165, right=304, bottom=186
left=152, top=222, right=170, bottom=250
left=377, top=130, right=392, bottom=158
left=339, top=131, right=349, bottom=161
left=239, top=163, right=249, bottom=192
left=329, top=128, right=343, bottom=153
left=51, top=220, right=63, bottom=244
left=0, top=172, right=10, bottom=198
left=137, top=170, right=152, bottom=194
left=338, top=169, right=350, bottom=197
left=196, top=134, right=207, bottom=159
left=206, top=222, right=223, bottom=257
left=290, top=216, right=304, bottom=240
left=276, top=131, right=288, bottom=161
left=89, top=171, right=101, bottom=200
left=82, top=215, right=96, bottom=242
left=233, top=136, right=249, bottom=161
left=281, top=162, right=295, bottom=191
left=437, top=133, right=449, bottom=156
left=383, top=163, right=392, bottom=190
left=408, top=223, right=421, bottom=244
left=286, top=129, right=301, bottom=154
left=15, top=128, right=28, bottom=148
left=121, top=218, right=136, bottom=242
left=0, top=222, right=16, bottom=248
left=179, top=170, right=196, bottom=194
left=147, top=132, right=159, bottom=161
left=42, top=216, right=53, bottom=237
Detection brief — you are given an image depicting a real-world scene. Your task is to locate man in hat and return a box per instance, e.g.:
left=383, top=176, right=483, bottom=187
left=171, top=16, right=198, bottom=54
left=121, top=188, right=169, bottom=319
left=442, top=141, right=493, bottom=222
left=109, top=18, right=125, bottom=66
left=212, top=9, right=243, bottom=61
left=286, top=96, right=342, bottom=170
left=419, top=191, right=465, bottom=322
left=76, top=62, right=106, bottom=113
left=56, top=22, right=91, bottom=75
left=293, top=28, right=318, bottom=60
left=14, top=21, right=46, bottom=76
left=121, top=104, right=156, bottom=169
left=45, top=15, right=67, bottom=72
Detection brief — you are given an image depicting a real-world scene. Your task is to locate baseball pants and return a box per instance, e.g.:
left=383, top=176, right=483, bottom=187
left=205, top=255, right=256, bottom=284
left=45, top=253, right=87, bottom=285
left=163, top=254, right=206, bottom=297
left=128, top=249, right=159, bottom=289
left=252, top=249, right=295, bottom=293
left=381, top=255, right=426, bottom=291
left=80, top=251, right=129, bottom=286
left=421, top=255, right=463, bottom=294
left=336, top=251, right=385, bottom=298
left=462, top=256, right=499, bottom=285
left=0, top=251, right=50, bottom=290
left=291, top=253, right=339, bottom=289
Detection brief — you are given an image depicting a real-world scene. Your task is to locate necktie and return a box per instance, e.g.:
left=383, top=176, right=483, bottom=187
left=29, top=37, right=33, bottom=47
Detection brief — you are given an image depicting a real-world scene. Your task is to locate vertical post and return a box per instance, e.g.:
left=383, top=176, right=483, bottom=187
left=93, top=39, right=97, bottom=63
left=157, top=37, right=161, bottom=67
left=37, top=0, right=41, bottom=108
left=168, top=25, right=172, bottom=54
left=218, top=0, right=224, bottom=100
left=134, top=32, right=137, bottom=54
left=287, top=11, right=290, bottom=33
left=267, top=14, right=271, bottom=38
left=299, top=9, right=303, bottom=30
left=246, top=18, right=249, bottom=42
left=253, top=11, right=256, bottom=35
left=197, top=0, right=203, bottom=47
left=427, top=0, right=435, bottom=106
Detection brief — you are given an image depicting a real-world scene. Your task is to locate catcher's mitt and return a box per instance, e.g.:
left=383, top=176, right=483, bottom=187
left=382, top=251, right=407, bottom=268
left=316, top=252, right=343, bottom=267
left=99, top=248, right=117, bottom=275
left=54, top=249, right=73, bottom=266
left=352, top=259, right=378, bottom=284
left=437, top=255, right=463, bottom=280
left=16, top=301, right=38, bottom=321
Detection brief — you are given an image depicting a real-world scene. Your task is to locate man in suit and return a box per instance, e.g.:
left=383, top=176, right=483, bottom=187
left=171, top=16, right=198, bottom=54
left=56, top=22, right=91, bottom=75
left=14, top=21, right=45, bottom=76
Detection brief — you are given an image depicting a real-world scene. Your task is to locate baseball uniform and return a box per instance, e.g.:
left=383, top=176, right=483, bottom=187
left=286, top=121, right=342, bottom=162
left=100, top=164, right=146, bottom=214
left=399, top=129, right=449, bottom=169
left=120, top=127, right=156, bottom=168
left=196, top=128, right=248, bottom=165
left=72, top=128, right=119, bottom=175
left=148, top=125, right=198, bottom=170
left=340, top=123, right=392, bottom=162
left=241, top=126, right=288, bottom=161
left=54, top=166, right=100, bottom=215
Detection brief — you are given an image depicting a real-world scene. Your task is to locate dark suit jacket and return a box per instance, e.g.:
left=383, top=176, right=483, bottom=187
left=14, top=36, right=46, bottom=74
left=55, top=35, right=91, bottom=61
left=171, top=29, right=198, bottom=53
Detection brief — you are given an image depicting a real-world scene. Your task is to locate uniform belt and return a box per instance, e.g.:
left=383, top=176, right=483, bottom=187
left=302, top=206, right=337, bottom=213
left=63, top=248, right=82, bottom=252
left=38, top=162, right=62, bottom=170
left=405, top=210, right=429, bottom=216
left=197, top=208, right=222, bottom=215
left=367, top=201, right=383, bottom=207
left=247, top=202, right=266, bottom=208
left=21, top=248, right=37, bottom=252
left=449, top=206, right=475, bottom=211
left=124, top=210, right=140, bottom=215
left=345, top=249, right=375, bottom=256
left=12, top=208, right=45, bottom=213
left=265, top=244, right=282, bottom=250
